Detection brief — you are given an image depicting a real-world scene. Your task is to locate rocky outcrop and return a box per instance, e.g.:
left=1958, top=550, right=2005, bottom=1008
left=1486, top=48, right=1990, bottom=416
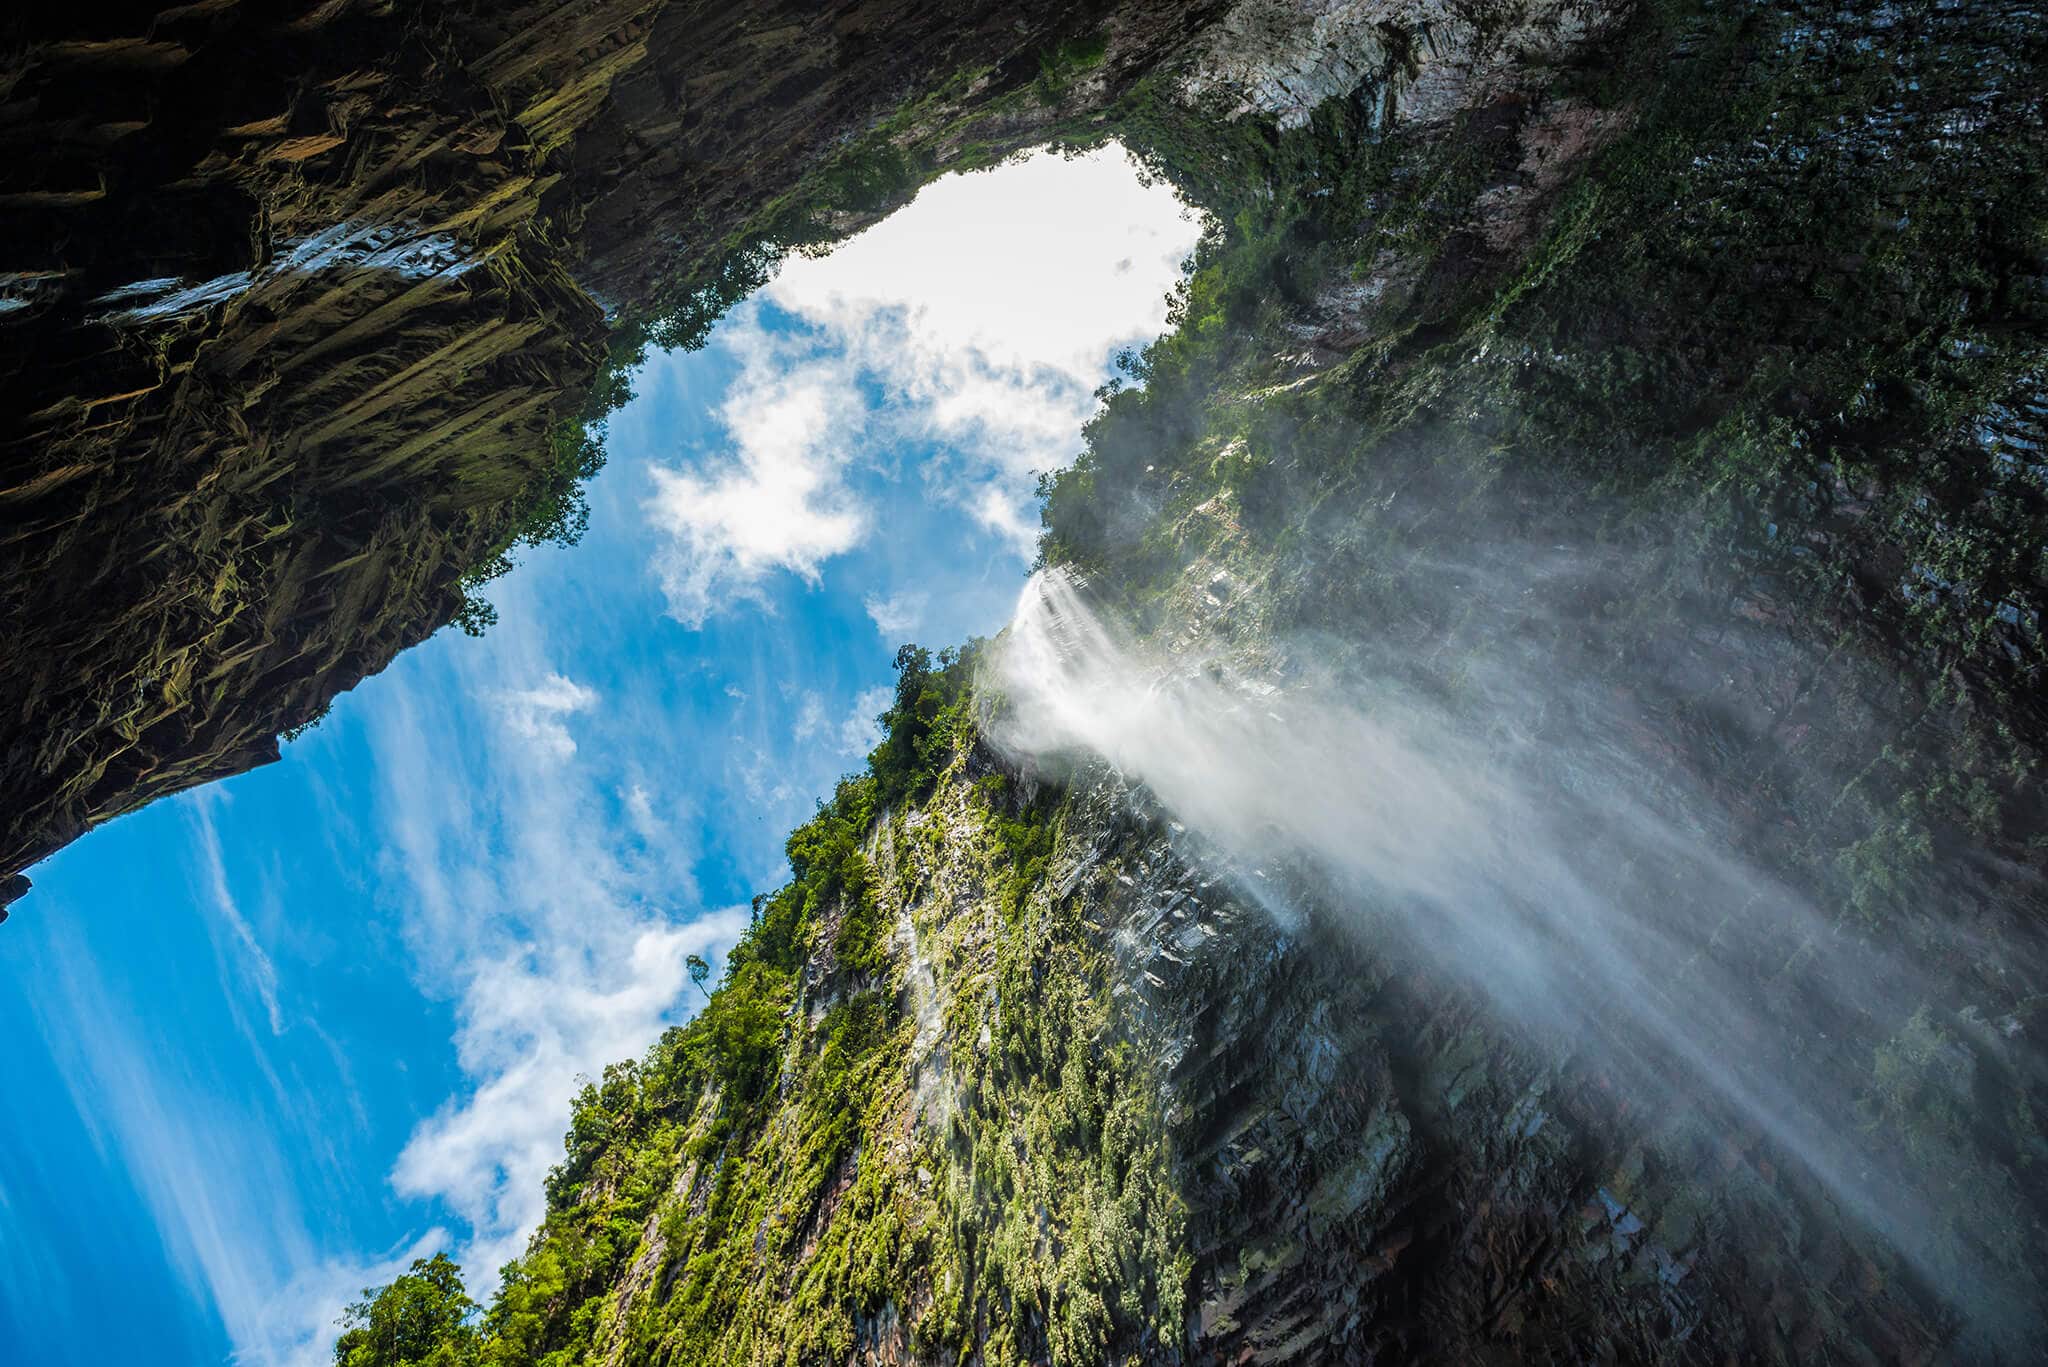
left=0, top=0, right=1225, bottom=902
left=0, top=0, right=624, bottom=894
left=1178, top=0, right=1619, bottom=131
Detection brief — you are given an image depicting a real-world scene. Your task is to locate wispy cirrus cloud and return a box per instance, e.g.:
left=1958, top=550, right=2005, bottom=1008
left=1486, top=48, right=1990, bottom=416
left=23, top=913, right=433, bottom=1367
left=367, top=579, right=748, bottom=1282
left=863, top=589, right=928, bottom=639
left=189, top=793, right=285, bottom=1037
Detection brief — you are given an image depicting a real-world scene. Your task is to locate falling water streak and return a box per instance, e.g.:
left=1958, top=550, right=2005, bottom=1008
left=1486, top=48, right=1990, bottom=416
left=987, top=566, right=2038, bottom=1348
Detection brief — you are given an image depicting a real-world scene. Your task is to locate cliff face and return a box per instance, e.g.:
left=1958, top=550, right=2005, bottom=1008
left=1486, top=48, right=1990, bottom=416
left=0, top=0, right=1642, bottom=901
left=3, top=0, right=604, bottom=890
left=0, top=0, right=1220, bottom=902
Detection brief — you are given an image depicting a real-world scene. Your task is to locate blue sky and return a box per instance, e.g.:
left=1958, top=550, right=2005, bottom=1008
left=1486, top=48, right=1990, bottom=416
left=0, top=146, right=1198, bottom=1367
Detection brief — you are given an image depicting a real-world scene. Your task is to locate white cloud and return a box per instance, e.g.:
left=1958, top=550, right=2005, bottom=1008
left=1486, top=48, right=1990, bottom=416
left=364, top=584, right=749, bottom=1291
left=390, top=923, right=734, bottom=1276
left=793, top=685, right=893, bottom=759
left=967, top=480, right=1045, bottom=560
left=863, top=590, right=928, bottom=638
left=644, top=143, right=1201, bottom=625
left=843, top=686, right=892, bottom=756
left=493, top=673, right=598, bottom=761
left=646, top=321, right=869, bottom=625
left=766, top=145, right=1196, bottom=388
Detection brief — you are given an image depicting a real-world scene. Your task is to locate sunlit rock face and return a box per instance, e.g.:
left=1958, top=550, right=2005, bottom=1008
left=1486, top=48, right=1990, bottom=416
left=1178, top=0, right=1619, bottom=130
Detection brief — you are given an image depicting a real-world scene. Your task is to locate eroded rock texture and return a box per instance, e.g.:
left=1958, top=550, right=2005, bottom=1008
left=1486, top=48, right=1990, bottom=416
left=0, top=0, right=1222, bottom=898
left=2, top=2, right=590, bottom=891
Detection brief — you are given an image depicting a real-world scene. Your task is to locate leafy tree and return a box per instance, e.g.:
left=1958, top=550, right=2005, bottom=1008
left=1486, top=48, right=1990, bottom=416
left=333, top=1253, right=477, bottom=1367
left=869, top=643, right=971, bottom=808
left=686, top=953, right=712, bottom=1000
left=455, top=420, right=610, bottom=636
left=687, top=960, right=791, bottom=1103
left=546, top=1060, right=649, bottom=1206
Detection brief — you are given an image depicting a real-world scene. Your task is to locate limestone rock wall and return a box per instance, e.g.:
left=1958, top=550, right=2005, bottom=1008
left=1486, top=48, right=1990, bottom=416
left=0, top=0, right=633, bottom=892
left=0, top=0, right=1219, bottom=902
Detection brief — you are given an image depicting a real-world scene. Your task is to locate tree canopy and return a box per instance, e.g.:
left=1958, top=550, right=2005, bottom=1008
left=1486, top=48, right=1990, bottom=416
left=333, top=1253, right=477, bottom=1367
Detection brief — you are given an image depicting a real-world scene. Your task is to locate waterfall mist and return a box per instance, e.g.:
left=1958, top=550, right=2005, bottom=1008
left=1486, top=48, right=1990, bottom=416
left=985, top=565, right=2043, bottom=1347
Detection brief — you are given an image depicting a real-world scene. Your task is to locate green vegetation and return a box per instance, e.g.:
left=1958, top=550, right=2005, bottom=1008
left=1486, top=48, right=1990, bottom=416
left=454, top=419, right=611, bottom=636
left=976, top=773, right=1057, bottom=923
left=337, top=629, right=1195, bottom=1363
left=924, top=775, right=1188, bottom=1365
left=1040, top=0, right=2046, bottom=886
left=1035, top=32, right=1110, bottom=106
left=334, top=1254, right=478, bottom=1367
